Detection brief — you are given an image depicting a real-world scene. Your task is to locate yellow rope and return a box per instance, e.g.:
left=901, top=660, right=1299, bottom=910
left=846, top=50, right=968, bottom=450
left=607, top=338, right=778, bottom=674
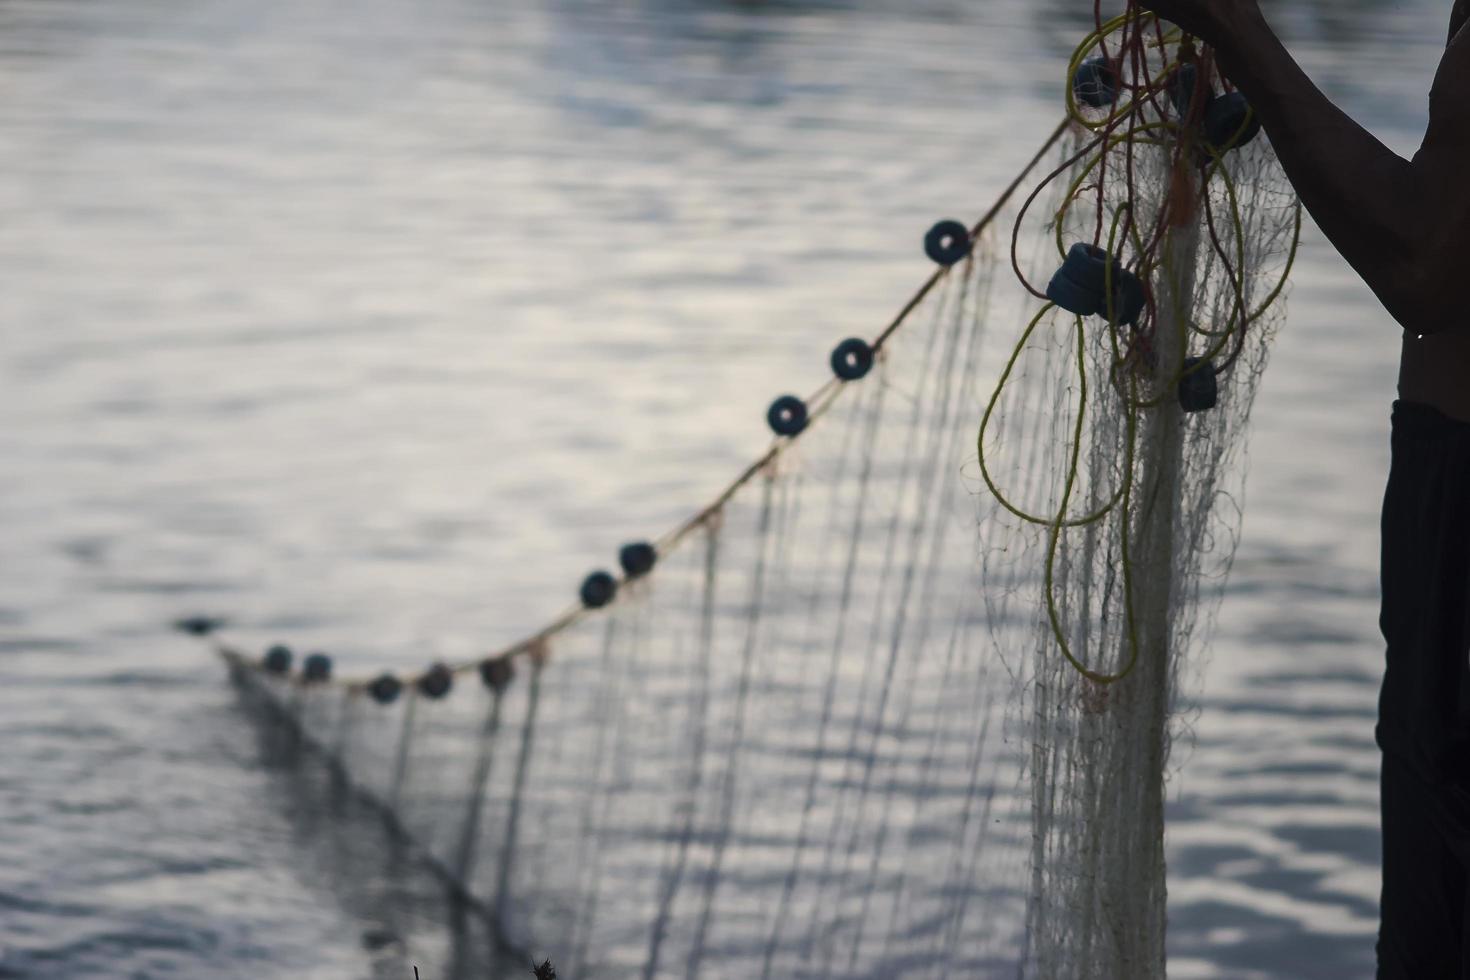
left=977, top=11, right=1302, bottom=685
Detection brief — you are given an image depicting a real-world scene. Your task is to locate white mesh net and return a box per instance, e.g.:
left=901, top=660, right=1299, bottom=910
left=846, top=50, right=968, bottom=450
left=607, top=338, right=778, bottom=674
left=207, top=11, right=1301, bottom=977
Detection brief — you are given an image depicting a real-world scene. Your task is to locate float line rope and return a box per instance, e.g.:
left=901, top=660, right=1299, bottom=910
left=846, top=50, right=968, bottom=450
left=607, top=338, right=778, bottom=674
left=213, top=116, right=1072, bottom=689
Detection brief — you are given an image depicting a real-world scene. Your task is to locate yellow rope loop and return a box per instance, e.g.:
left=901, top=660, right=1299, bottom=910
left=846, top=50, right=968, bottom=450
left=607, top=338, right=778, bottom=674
left=976, top=304, right=1127, bottom=530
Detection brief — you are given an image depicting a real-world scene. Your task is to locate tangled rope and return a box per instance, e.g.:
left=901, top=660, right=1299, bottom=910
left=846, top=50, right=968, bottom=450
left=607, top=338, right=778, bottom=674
left=976, top=1, right=1302, bottom=685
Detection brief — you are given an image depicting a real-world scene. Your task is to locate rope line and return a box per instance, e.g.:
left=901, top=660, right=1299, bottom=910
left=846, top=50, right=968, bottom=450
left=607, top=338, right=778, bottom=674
left=199, top=117, right=1070, bottom=690
left=189, top=8, right=1305, bottom=975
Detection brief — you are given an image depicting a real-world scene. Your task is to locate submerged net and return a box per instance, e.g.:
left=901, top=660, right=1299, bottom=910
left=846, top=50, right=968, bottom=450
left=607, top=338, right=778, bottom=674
left=198, top=9, right=1300, bottom=978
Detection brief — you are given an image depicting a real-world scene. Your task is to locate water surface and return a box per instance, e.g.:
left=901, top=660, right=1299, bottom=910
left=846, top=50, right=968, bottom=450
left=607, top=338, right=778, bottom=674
left=0, top=0, right=1447, bottom=976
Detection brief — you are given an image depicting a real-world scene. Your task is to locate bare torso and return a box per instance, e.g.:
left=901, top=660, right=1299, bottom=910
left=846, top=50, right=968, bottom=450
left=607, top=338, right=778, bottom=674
left=1399, top=331, right=1470, bottom=422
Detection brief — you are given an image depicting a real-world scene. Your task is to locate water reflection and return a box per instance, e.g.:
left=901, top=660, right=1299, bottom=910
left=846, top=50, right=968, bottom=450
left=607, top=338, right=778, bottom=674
left=0, top=0, right=1449, bottom=974
left=242, top=683, right=515, bottom=979
left=1030, top=0, right=1439, bottom=48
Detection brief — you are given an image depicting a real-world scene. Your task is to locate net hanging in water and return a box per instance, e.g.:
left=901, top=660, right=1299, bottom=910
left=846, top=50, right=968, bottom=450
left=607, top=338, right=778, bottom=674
left=195, top=7, right=1302, bottom=977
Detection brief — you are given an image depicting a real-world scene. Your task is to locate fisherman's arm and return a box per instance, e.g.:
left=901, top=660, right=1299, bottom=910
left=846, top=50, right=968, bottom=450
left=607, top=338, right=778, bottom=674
left=1145, top=0, right=1470, bottom=336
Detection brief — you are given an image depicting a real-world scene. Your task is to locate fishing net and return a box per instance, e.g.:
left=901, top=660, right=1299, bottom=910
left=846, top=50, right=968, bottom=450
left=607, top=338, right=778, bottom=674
left=200, top=8, right=1300, bottom=977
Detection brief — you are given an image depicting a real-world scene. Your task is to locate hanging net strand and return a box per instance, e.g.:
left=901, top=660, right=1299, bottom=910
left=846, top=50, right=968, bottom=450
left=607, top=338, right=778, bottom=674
left=187, top=5, right=1301, bottom=976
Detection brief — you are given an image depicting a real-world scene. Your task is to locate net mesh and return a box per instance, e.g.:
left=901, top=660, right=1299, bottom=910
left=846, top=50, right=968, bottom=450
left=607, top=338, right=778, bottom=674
left=206, top=10, right=1301, bottom=977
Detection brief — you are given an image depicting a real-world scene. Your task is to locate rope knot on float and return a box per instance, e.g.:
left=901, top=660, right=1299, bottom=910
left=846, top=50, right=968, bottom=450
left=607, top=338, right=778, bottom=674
left=173, top=615, right=225, bottom=637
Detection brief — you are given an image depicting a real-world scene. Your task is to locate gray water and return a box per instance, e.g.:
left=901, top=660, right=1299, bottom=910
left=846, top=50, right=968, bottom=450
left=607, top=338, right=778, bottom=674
left=0, top=0, right=1447, bottom=976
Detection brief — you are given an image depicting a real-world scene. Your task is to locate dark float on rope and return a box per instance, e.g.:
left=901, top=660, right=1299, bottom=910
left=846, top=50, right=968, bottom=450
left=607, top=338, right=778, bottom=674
left=830, top=338, right=874, bottom=381
left=480, top=656, right=515, bottom=692
left=1047, top=243, right=1146, bottom=325
left=767, top=395, right=809, bottom=437
left=580, top=570, right=618, bottom=609
left=923, top=220, right=972, bottom=266
left=302, top=652, right=333, bottom=683
left=417, top=662, right=454, bottom=700
left=619, top=541, right=657, bottom=579
left=368, top=673, right=402, bottom=705
left=1170, top=63, right=1260, bottom=154
left=1073, top=56, right=1119, bottom=108
left=1204, top=92, right=1261, bottom=153
left=263, top=644, right=294, bottom=675
left=173, top=615, right=225, bottom=637
left=1179, top=356, right=1219, bottom=413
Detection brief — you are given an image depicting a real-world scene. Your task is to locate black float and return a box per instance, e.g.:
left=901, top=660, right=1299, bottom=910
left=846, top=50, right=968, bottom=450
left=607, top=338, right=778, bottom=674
left=263, top=644, right=294, bottom=675
left=580, top=570, right=618, bottom=609
left=1169, top=63, right=1260, bottom=155
left=1073, top=56, right=1119, bottom=108
left=479, top=656, right=515, bottom=692
left=1048, top=243, right=1114, bottom=316
left=619, top=541, right=657, bottom=579
left=1047, top=243, right=1145, bottom=325
left=830, top=338, right=874, bottom=381
left=767, top=395, right=808, bottom=437
left=302, top=652, right=333, bottom=683
left=924, top=220, right=972, bottom=267
left=417, top=663, right=454, bottom=700
left=1204, top=93, right=1261, bottom=153
left=367, top=673, right=402, bottom=705
left=1178, top=357, right=1219, bottom=413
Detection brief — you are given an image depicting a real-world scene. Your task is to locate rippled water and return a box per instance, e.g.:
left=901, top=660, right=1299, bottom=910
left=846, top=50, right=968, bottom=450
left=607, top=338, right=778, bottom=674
left=0, top=0, right=1450, bottom=976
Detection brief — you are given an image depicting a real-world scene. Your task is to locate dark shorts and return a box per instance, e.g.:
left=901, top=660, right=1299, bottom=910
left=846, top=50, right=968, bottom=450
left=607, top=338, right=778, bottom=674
left=1380, top=755, right=1470, bottom=977
left=1376, top=400, right=1470, bottom=778
left=1377, top=400, right=1470, bottom=977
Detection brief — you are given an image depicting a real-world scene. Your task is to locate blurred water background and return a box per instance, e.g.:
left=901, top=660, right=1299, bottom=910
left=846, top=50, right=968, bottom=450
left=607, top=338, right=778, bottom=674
left=0, top=0, right=1446, bottom=976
